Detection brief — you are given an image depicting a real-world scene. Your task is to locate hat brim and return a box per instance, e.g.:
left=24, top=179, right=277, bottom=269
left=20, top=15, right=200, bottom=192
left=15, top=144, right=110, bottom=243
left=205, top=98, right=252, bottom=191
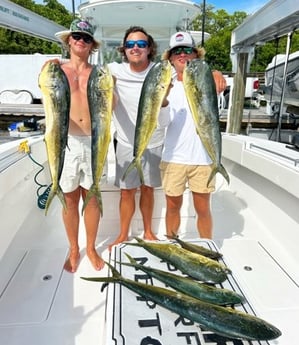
left=167, top=42, right=194, bottom=53
left=55, top=30, right=100, bottom=49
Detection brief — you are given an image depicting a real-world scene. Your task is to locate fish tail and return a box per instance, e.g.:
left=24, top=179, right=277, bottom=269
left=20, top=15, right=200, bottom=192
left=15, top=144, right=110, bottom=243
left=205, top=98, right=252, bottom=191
left=81, top=276, right=116, bottom=283
left=123, top=253, right=138, bottom=265
left=57, top=185, right=67, bottom=210
left=207, top=164, right=230, bottom=187
left=81, top=262, right=122, bottom=292
left=122, top=158, right=144, bottom=184
left=81, top=261, right=122, bottom=284
left=44, top=184, right=66, bottom=215
left=44, top=186, right=55, bottom=216
left=220, top=164, right=230, bottom=185
left=81, top=184, right=103, bottom=216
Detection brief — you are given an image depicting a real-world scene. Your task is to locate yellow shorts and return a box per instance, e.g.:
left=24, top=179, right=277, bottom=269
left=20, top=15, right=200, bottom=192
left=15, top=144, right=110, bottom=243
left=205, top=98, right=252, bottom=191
left=159, top=161, right=215, bottom=196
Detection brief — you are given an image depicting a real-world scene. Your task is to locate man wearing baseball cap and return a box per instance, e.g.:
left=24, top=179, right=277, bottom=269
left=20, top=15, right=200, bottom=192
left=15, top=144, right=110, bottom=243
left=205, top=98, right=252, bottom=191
left=163, top=31, right=225, bottom=93
left=160, top=31, right=226, bottom=240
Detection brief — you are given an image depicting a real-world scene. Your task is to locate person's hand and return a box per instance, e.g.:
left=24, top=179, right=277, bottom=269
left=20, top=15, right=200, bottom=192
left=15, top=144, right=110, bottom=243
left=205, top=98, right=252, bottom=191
left=212, top=70, right=227, bottom=94
left=161, top=82, right=173, bottom=107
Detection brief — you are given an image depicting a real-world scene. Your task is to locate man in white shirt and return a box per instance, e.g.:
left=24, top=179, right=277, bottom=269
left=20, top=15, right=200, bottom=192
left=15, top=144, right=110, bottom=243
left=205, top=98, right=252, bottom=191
left=108, top=26, right=170, bottom=250
left=160, top=31, right=226, bottom=239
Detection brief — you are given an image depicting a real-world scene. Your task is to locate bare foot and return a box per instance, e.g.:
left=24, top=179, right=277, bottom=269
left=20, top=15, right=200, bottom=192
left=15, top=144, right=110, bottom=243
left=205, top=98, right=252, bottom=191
left=64, top=251, right=80, bottom=273
left=144, top=231, right=158, bottom=241
left=108, top=235, right=128, bottom=252
left=86, top=248, right=105, bottom=271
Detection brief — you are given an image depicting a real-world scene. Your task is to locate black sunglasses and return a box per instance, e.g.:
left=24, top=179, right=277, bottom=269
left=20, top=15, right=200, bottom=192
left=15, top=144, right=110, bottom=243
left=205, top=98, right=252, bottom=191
left=124, top=40, right=148, bottom=49
left=171, top=47, right=195, bottom=55
left=71, top=32, right=93, bottom=44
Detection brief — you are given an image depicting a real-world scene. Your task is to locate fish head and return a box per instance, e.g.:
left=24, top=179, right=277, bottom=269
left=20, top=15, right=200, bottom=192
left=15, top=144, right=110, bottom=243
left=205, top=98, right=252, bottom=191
left=39, top=61, right=67, bottom=91
left=88, top=65, right=114, bottom=102
left=153, top=60, right=172, bottom=89
left=184, top=59, right=204, bottom=78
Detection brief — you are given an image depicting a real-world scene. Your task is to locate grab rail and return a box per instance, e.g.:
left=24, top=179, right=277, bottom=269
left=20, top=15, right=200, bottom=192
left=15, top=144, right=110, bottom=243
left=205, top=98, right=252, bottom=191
left=0, top=148, right=27, bottom=173
left=249, top=143, right=299, bottom=167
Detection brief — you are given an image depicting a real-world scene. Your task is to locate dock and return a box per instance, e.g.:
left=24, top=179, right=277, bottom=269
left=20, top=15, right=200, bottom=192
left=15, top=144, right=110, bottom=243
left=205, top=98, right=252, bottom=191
left=219, top=107, right=299, bottom=131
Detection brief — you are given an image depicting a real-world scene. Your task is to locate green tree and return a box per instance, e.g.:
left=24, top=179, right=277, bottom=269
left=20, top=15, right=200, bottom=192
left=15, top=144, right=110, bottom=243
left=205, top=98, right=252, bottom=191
left=191, top=6, right=247, bottom=71
left=0, top=0, right=73, bottom=54
left=1, top=0, right=298, bottom=72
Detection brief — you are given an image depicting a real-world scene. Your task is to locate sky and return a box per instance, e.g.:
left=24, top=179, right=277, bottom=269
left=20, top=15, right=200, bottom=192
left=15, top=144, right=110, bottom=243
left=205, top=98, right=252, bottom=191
left=36, top=0, right=269, bottom=15
left=207, top=0, right=268, bottom=15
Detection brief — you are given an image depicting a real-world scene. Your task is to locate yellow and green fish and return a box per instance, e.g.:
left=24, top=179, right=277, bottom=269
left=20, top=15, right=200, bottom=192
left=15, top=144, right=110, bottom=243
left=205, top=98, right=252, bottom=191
left=183, top=58, right=230, bottom=186
left=39, top=61, right=70, bottom=215
left=122, top=60, right=172, bottom=183
left=81, top=64, right=114, bottom=215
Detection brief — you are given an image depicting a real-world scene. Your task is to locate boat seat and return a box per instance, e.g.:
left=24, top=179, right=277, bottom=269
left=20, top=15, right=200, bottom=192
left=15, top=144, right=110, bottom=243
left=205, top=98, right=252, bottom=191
left=0, top=89, right=33, bottom=104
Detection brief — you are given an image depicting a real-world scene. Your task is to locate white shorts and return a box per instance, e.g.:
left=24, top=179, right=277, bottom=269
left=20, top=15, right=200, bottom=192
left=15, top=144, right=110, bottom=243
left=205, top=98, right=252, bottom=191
left=114, top=140, right=162, bottom=189
left=60, top=135, right=107, bottom=193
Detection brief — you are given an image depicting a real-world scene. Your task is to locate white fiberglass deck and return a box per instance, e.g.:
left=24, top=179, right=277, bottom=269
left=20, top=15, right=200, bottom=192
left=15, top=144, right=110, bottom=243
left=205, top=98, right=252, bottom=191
left=0, top=134, right=298, bottom=344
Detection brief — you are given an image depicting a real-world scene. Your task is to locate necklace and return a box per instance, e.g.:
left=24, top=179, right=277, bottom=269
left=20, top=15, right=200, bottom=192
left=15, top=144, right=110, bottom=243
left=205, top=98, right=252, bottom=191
left=73, top=70, right=82, bottom=82
left=70, top=66, right=84, bottom=82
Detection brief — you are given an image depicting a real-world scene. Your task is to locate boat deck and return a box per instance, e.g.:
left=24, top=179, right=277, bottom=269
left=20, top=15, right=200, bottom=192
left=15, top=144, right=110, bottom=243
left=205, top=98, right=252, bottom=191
left=0, top=135, right=299, bottom=344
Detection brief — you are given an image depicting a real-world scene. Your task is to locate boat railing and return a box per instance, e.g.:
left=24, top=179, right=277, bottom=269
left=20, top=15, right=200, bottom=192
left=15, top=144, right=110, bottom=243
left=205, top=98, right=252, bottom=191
left=249, top=143, right=299, bottom=168
left=0, top=136, right=44, bottom=173
left=0, top=144, right=28, bottom=173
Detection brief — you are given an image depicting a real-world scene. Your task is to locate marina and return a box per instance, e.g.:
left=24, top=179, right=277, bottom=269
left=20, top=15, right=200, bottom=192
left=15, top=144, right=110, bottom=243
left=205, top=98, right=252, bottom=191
left=0, top=0, right=299, bottom=344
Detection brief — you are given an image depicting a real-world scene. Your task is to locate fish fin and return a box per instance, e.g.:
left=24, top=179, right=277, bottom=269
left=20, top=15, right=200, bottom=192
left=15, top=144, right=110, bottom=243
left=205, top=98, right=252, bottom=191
left=123, top=237, right=144, bottom=248
left=44, top=184, right=66, bottom=216
left=122, top=158, right=144, bottom=184
left=57, top=185, right=67, bottom=210
left=81, top=261, right=122, bottom=283
left=220, top=164, right=230, bottom=185
left=44, top=185, right=54, bottom=215
left=105, top=261, right=123, bottom=278
left=207, top=164, right=230, bottom=187
left=167, top=232, right=179, bottom=239
left=81, top=276, right=116, bottom=283
left=81, top=184, right=103, bottom=216
left=133, top=237, right=144, bottom=244
left=123, top=253, right=138, bottom=265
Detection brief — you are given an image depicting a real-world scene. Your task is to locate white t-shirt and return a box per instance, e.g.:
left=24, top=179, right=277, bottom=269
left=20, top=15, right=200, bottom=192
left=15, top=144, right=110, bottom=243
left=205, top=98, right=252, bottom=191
left=108, top=61, right=167, bottom=149
left=161, top=79, right=212, bottom=165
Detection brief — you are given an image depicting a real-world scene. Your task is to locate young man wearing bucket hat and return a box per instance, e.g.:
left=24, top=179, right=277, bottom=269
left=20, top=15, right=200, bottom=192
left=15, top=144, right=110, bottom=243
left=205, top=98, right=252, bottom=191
left=159, top=31, right=226, bottom=240
left=47, top=19, right=104, bottom=273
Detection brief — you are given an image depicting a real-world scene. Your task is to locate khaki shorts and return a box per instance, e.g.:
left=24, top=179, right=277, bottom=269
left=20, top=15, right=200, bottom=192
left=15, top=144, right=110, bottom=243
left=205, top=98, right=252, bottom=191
left=60, top=135, right=107, bottom=193
left=159, top=161, right=215, bottom=196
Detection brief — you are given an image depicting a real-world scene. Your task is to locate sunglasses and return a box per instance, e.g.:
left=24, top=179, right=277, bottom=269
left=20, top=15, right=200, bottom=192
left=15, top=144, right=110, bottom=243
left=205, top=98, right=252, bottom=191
left=171, top=47, right=195, bottom=55
left=124, top=40, right=148, bottom=49
left=71, top=32, right=93, bottom=44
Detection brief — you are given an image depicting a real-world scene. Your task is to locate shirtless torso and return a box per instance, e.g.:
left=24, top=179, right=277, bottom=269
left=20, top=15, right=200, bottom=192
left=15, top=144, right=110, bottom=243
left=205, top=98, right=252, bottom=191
left=61, top=62, right=93, bottom=136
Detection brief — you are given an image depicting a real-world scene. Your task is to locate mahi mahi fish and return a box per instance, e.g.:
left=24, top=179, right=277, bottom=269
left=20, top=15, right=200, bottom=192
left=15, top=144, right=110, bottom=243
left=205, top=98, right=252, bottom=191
left=81, top=65, right=114, bottom=216
left=122, top=60, right=172, bottom=183
left=127, top=237, right=231, bottom=284
left=39, top=61, right=70, bottom=215
left=82, top=262, right=281, bottom=341
left=183, top=59, right=230, bottom=186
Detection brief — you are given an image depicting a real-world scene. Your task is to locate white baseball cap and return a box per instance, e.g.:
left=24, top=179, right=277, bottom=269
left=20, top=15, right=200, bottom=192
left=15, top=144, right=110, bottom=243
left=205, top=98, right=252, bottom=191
left=169, top=31, right=195, bottom=50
